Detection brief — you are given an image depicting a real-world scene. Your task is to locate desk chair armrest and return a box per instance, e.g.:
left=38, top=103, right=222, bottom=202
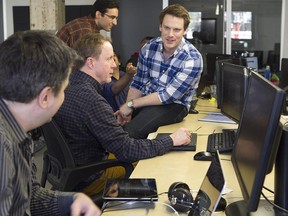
left=59, top=159, right=134, bottom=191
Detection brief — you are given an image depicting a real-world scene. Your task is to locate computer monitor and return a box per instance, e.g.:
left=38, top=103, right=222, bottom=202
left=200, top=18, right=217, bottom=44
left=221, top=63, right=250, bottom=123
left=232, top=51, right=263, bottom=69
left=279, top=58, right=288, bottom=90
left=206, top=53, right=231, bottom=85
left=225, top=71, right=286, bottom=215
left=279, top=58, right=288, bottom=114
left=215, top=58, right=242, bottom=108
left=242, top=56, right=258, bottom=71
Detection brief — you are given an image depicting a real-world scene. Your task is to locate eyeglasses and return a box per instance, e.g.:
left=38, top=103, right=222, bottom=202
left=104, top=13, right=118, bottom=21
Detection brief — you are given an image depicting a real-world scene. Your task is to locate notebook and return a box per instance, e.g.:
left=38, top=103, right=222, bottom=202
left=198, top=112, right=236, bottom=124
left=190, top=151, right=226, bottom=215
left=155, top=133, right=197, bottom=151
left=102, top=178, right=158, bottom=202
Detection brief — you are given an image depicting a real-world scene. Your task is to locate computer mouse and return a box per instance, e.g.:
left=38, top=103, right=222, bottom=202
left=193, top=151, right=213, bottom=161
left=189, top=109, right=199, bottom=114
left=215, top=197, right=227, bottom=211
left=199, top=92, right=211, bottom=99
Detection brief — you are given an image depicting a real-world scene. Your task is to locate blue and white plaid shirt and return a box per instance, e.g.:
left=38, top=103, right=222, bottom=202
left=130, top=37, right=203, bottom=109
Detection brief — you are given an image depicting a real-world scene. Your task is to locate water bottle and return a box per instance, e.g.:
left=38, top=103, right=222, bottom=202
left=264, top=65, right=271, bottom=80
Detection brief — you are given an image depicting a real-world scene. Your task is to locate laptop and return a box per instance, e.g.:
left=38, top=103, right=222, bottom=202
left=155, top=133, right=197, bottom=151
left=102, top=178, right=158, bottom=202
left=189, top=151, right=226, bottom=216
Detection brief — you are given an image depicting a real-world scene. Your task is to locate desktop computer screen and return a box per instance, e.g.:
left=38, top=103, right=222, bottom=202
left=215, top=58, right=242, bottom=109
left=279, top=58, right=288, bottom=114
left=279, top=58, right=288, bottom=90
left=225, top=71, right=286, bottom=215
left=205, top=53, right=231, bottom=85
left=242, top=56, right=258, bottom=71
left=221, top=63, right=250, bottom=123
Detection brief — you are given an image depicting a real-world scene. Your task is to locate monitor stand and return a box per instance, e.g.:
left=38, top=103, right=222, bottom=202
left=225, top=200, right=286, bottom=216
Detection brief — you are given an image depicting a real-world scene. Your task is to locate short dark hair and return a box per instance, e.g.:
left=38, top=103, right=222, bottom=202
left=0, top=30, right=82, bottom=103
left=159, top=4, right=190, bottom=31
left=90, top=0, right=120, bottom=18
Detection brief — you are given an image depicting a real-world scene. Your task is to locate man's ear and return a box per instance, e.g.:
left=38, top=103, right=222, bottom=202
left=95, top=11, right=102, bottom=19
left=37, top=86, right=53, bottom=109
left=86, top=57, right=95, bottom=69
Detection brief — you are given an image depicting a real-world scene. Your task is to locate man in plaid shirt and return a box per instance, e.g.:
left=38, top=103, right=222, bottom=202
left=118, top=4, right=203, bottom=139
left=56, top=0, right=119, bottom=48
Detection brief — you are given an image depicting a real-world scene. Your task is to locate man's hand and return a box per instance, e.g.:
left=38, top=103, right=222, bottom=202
left=126, top=62, right=137, bottom=75
left=70, top=193, right=101, bottom=216
left=170, top=127, right=191, bottom=146
left=119, top=102, right=134, bottom=120
left=114, top=110, right=132, bottom=126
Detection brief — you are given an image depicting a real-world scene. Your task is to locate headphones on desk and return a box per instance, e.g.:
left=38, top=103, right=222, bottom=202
left=168, top=182, right=227, bottom=214
left=168, top=182, right=194, bottom=212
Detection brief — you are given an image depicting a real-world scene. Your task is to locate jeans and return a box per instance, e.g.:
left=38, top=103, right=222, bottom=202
left=124, top=103, right=188, bottom=139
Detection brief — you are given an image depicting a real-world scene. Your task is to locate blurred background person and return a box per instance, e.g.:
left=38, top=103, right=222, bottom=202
left=56, top=0, right=119, bottom=47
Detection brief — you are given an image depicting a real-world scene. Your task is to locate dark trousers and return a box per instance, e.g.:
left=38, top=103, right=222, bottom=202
left=124, top=103, right=188, bottom=139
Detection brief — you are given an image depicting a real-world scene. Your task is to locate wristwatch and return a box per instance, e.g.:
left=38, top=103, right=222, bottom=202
left=127, top=100, right=135, bottom=110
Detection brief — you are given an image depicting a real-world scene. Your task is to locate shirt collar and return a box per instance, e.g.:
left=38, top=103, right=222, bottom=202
left=87, top=15, right=100, bottom=32
left=158, top=37, right=188, bottom=57
left=0, top=98, right=28, bottom=143
left=71, top=69, right=102, bottom=93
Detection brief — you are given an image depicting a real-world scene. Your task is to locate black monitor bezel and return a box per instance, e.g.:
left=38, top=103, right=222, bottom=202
left=215, top=58, right=242, bottom=109
left=200, top=18, right=217, bottom=44
left=221, top=62, right=249, bottom=123
left=205, top=53, right=231, bottom=84
left=230, top=71, right=285, bottom=212
left=242, top=56, right=258, bottom=71
left=279, top=58, right=288, bottom=90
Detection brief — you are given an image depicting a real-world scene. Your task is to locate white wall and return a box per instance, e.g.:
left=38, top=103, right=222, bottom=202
left=281, top=0, right=288, bottom=61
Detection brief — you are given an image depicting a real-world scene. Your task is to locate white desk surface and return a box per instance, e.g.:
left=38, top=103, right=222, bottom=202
left=102, top=99, right=275, bottom=216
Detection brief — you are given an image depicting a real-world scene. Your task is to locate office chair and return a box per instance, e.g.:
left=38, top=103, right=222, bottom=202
left=40, top=120, right=134, bottom=201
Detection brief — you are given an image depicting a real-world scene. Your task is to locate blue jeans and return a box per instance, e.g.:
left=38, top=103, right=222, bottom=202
left=124, top=103, right=188, bottom=139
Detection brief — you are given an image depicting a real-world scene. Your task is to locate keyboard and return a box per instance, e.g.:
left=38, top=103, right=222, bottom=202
left=206, top=130, right=236, bottom=153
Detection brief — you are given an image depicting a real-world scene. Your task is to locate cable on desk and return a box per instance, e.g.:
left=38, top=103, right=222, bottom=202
left=194, top=126, right=202, bottom=132
left=197, top=133, right=216, bottom=136
left=261, top=192, right=288, bottom=214
left=153, top=201, right=180, bottom=215
left=263, top=185, right=274, bottom=194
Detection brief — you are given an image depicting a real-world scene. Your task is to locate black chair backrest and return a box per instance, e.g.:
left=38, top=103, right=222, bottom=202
left=41, top=120, right=75, bottom=168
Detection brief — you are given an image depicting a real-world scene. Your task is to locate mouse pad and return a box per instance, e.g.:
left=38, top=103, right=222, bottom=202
left=156, top=133, right=197, bottom=151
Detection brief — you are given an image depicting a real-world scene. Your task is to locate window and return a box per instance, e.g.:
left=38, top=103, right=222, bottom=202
left=231, top=11, right=252, bottom=40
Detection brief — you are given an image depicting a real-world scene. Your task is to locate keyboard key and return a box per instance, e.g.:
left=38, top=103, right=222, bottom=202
left=206, top=130, right=236, bottom=153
